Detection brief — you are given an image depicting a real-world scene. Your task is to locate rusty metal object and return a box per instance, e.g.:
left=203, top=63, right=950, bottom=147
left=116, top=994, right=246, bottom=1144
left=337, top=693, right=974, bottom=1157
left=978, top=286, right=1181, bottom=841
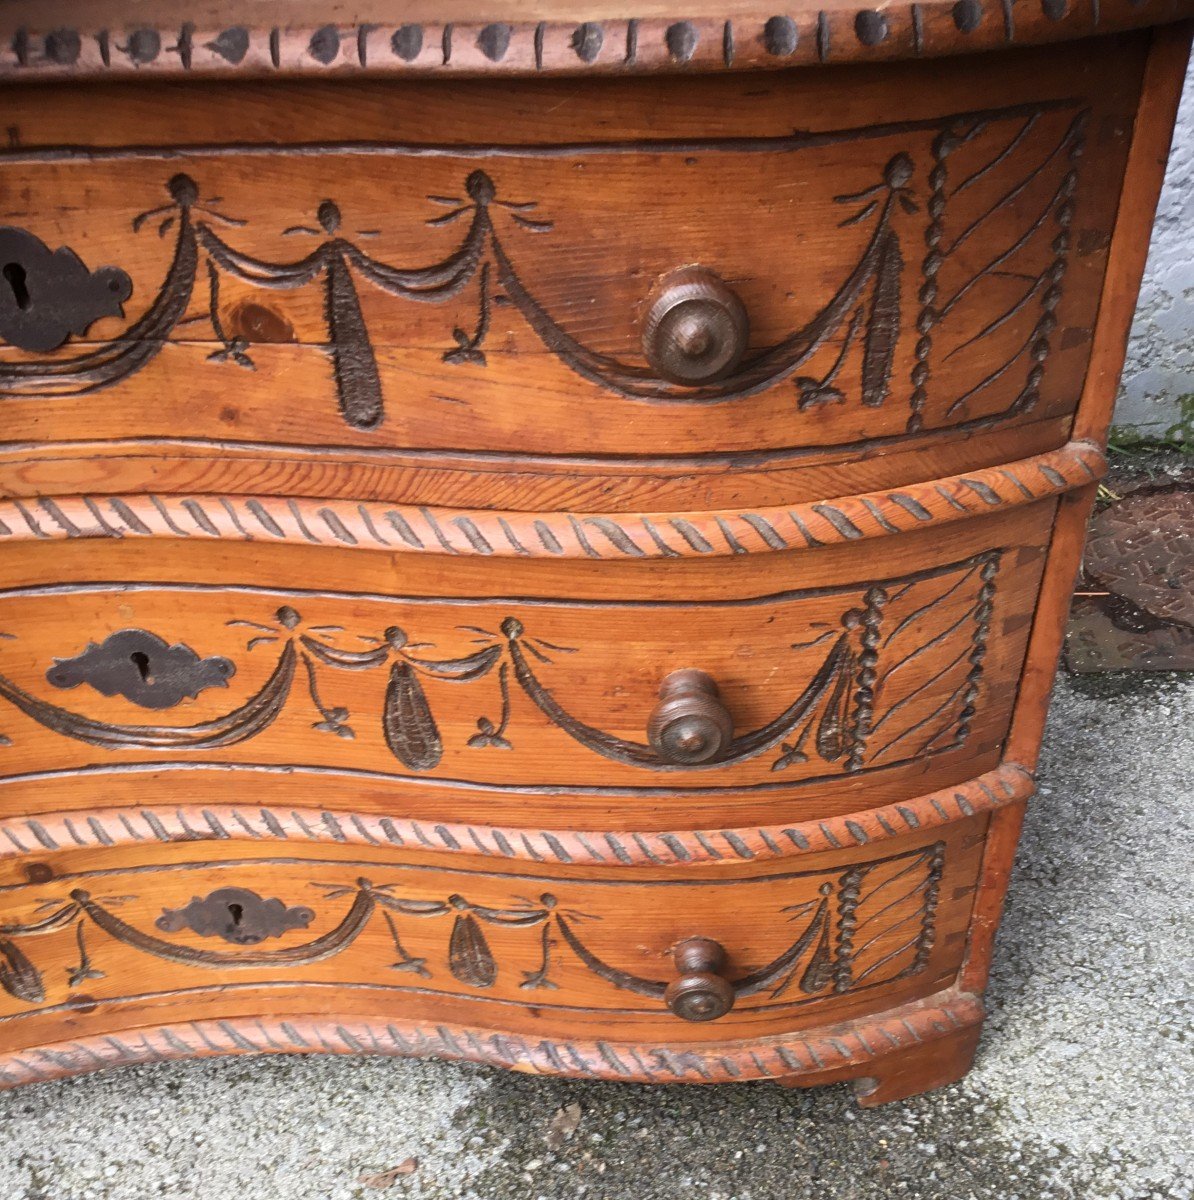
left=1066, top=481, right=1194, bottom=672
left=156, top=888, right=315, bottom=945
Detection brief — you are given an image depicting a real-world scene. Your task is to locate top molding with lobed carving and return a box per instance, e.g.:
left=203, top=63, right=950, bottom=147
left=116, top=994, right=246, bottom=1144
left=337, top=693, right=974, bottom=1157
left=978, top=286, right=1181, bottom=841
left=0, top=0, right=1191, bottom=82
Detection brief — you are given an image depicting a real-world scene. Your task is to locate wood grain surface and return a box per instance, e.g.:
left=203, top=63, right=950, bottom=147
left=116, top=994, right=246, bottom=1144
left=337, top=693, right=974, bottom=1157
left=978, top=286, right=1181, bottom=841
left=0, top=988, right=986, bottom=1103
left=0, top=440, right=1105, bottom=556
left=0, top=818, right=985, bottom=1041
left=0, top=762, right=1031, bottom=869
left=0, top=16, right=1188, bottom=1104
left=0, top=38, right=1142, bottom=507
left=0, top=503, right=1051, bottom=830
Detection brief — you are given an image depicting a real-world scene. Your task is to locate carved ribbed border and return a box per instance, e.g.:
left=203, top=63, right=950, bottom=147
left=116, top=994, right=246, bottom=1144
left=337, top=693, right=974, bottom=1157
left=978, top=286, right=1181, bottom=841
left=0, top=2, right=1188, bottom=81
left=0, top=763, right=1031, bottom=867
left=0, top=988, right=984, bottom=1089
left=0, top=442, right=1104, bottom=560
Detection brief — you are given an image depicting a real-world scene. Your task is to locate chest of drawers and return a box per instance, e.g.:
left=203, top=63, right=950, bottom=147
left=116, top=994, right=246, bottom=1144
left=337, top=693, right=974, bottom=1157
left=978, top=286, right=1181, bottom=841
left=0, top=1, right=1189, bottom=1104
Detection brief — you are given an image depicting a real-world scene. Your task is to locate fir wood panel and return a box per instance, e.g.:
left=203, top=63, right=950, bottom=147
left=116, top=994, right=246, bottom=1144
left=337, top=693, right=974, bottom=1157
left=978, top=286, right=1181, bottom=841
left=0, top=413, right=1077, bottom=511
left=0, top=11, right=1187, bottom=1106
left=0, top=992, right=986, bottom=1100
left=0, top=763, right=1031, bottom=870
left=0, top=37, right=1142, bottom=495
left=0, top=504, right=1052, bottom=830
left=0, top=817, right=986, bottom=1046
left=0, top=440, right=1104, bottom=557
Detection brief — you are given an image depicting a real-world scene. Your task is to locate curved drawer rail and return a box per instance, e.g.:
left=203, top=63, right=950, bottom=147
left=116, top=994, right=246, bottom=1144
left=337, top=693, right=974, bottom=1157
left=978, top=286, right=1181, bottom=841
left=0, top=440, right=1103, bottom=559
left=0, top=988, right=984, bottom=1092
left=0, top=761, right=1032, bottom=868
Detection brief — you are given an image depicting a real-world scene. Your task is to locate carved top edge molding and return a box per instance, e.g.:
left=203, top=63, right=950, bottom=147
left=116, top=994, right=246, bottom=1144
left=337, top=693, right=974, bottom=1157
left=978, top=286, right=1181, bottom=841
left=0, top=441, right=1105, bottom=560
left=0, top=2, right=1189, bottom=84
left=0, top=989, right=984, bottom=1090
left=0, top=762, right=1033, bottom=868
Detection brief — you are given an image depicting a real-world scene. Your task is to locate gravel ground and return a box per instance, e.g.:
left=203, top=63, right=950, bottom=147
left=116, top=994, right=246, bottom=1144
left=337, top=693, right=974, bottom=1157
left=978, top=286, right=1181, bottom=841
left=1, top=672, right=1191, bottom=1200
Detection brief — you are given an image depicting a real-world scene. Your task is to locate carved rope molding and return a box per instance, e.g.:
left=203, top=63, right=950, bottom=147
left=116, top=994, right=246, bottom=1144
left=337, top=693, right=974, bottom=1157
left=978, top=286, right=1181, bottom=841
left=0, top=988, right=984, bottom=1090
left=0, top=441, right=1105, bottom=560
left=0, top=2, right=1189, bottom=81
left=0, top=762, right=1032, bottom=867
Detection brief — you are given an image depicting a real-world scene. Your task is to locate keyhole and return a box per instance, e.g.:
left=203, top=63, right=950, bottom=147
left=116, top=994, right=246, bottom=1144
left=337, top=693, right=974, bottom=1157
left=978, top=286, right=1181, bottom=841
left=227, top=903, right=244, bottom=927
left=129, top=650, right=153, bottom=683
left=3, top=262, right=30, bottom=310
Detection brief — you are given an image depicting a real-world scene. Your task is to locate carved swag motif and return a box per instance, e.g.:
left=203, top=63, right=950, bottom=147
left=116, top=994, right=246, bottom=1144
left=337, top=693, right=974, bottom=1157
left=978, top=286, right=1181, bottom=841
left=0, top=552, right=999, bottom=776
left=0, top=844, right=945, bottom=1009
left=0, top=104, right=1086, bottom=434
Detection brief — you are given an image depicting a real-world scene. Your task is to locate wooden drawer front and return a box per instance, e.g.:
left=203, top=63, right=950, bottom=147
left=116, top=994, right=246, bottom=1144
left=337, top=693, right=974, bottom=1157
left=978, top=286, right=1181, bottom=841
left=0, top=506, right=1048, bottom=820
left=0, top=42, right=1138, bottom=470
left=0, top=820, right=984, bottom=1043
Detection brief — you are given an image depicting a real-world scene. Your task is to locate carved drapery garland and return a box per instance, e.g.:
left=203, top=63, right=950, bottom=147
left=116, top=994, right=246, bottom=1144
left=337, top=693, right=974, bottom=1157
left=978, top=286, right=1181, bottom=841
left=0, top=844, right=945, bottom=1009
left=0, top=101, right=1086, bottom=436
left=0, top=552, right=1000, bottom=776
left=0, top=440, right=1107, bottom=558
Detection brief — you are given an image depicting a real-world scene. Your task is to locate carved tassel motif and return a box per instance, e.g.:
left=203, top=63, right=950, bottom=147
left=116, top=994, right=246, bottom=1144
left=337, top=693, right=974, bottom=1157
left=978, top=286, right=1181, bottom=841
left=448, top=913, right=497, bottom=988
left=815, top=652, right=855, bottom=763
left=0, top=936, right=45, bottom=1003
left=861, top=230, right=902, bottom=408
left=799, top=903, right=835, bottom=993
left=382, top=660, right=443, bottom=770
left=324, top=254, right=384, bottom=430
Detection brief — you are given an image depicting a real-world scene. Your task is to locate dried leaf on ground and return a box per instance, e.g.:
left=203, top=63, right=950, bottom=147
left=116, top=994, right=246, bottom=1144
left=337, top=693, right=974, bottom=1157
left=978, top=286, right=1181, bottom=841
left=358, top=1158, right=419, bottom=1189
left=546, top=1101, right=582, bottom=1149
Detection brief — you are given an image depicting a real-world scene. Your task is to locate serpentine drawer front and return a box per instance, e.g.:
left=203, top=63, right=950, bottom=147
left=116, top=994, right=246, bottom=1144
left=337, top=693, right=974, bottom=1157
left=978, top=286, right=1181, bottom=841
left=0, top=1, right=1189, bottom=1105
left=0, top=32, right=1156, bottom=512
left=0, top=823, right=987, bottom=1056
left=0, top=502, right=1052, bottom=825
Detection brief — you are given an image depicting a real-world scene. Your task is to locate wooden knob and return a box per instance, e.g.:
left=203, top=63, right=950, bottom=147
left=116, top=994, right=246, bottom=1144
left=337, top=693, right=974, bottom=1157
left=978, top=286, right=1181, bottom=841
left=665, top=937, right=736, bottom=1022
left=642, top=267, right=749, bottom=385
left=647, top=668, right=733, bottom=765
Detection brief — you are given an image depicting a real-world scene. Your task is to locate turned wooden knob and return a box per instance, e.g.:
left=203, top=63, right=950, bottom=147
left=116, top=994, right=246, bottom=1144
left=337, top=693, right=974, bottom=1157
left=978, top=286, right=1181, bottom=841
left=642, top=267, right=749, bottom=385
left=647, top=668, right=733, bottom=765
left=665, top=937, right=736, bottom=1022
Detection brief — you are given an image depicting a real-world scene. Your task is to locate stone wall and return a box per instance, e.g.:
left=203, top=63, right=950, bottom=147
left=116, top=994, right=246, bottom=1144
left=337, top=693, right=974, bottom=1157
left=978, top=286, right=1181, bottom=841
left=1119, top=63, right=1193, bottom=436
